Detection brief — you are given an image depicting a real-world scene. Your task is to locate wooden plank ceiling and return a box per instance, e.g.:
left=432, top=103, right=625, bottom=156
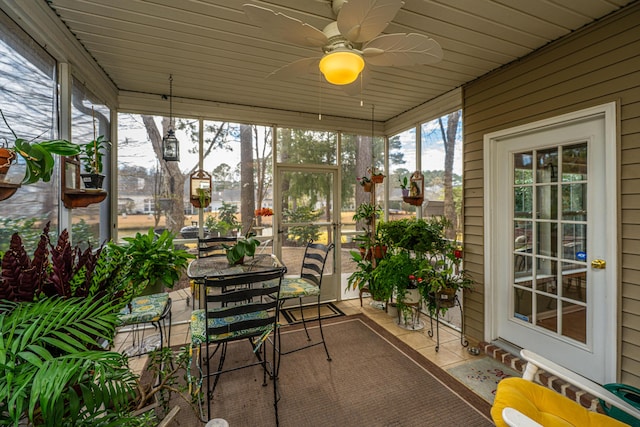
left=45, top=0, right=634, bottom=122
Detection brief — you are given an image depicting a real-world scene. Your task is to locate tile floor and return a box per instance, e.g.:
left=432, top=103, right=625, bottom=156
left=114, top=287, right=485, bottom=381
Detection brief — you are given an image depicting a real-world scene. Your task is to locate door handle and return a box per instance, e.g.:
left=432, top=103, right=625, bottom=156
left=591, top=259, right=606, bottom=269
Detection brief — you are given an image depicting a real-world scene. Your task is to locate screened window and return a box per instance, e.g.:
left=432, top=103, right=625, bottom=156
left=70, top=78, right=111, bottom=247
left=420, top=109, right=463, bottom=238
left=0, top=10, right=59, bottom=252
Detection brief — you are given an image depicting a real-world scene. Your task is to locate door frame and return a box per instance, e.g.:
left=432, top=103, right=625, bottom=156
left=273, top=163, right=341, bottom=301
left=483, top=102, right=618, bottom=381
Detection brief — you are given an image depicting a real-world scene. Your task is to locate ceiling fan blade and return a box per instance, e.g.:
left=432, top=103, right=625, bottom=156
left=267, top=57, right=322, bottom=80
left=339, top=67, right=372, bottom=96
left=362, top=33, right=443, bottom=66
left=243, top=4, right=328, bottom=47
left=337, top=0, right=404, bottom=43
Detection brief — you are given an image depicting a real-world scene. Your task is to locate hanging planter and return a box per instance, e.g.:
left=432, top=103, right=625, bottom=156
left=0, top=146, right=15, bottom=176
left=403, top=196, right=424, bottom=206
left=371, top=173, right=385, bottom=184
left=81, top=173, right=105, bottom=189
left=363, top=181, right=373, bottom=192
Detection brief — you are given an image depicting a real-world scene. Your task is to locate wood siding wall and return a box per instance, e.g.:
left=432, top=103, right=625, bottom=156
left=462, top=2, right=640, bottom=384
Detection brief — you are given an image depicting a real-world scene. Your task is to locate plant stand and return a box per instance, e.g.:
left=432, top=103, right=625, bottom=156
left=396, top=301, right=424, bottom=331
left=427, top=292, right=468, bottom=352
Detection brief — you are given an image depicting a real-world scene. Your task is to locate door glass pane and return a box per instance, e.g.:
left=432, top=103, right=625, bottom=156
left=536, top=294, right=557, bottom=333
left=562, top=223, right=586, bottom=262
left=536, top=222, right=557, bottom=257
left=536, top=259, right=557, bottom=295
left=562, top=143, right=587, bottom=181
left=536, top=148, right=558, bottom=183
left=561, top=263, right=586, bottom=303
left=514, top=186, right=533, bottom=218
left=277, top=128, right=337, bottom=165
left=562, top=183, right=586, bottom=221
left=514, top=289, right=532, bottom=324
left=562, top=301, right=586, bottom=343
left=514, top=152, right=533, bottom=184
left=536, top=185, right=557, bottom=220
left=280, top=170, right=334, bottom=273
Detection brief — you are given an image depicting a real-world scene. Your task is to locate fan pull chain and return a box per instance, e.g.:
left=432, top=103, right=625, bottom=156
left=360, top=73, right=364, bottom=107
left=318, top=72, right=322, bottom=120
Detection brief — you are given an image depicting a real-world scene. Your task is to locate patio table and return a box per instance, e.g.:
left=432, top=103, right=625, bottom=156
left=187, top=253, right=286, bottom=307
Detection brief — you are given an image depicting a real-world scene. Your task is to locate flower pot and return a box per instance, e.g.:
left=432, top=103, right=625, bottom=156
left=403, top=288, right=421, bottom=304
left=401, top=188, right=409, bottom=197
left=363, top=182, right=373, bottom=192
left=435, top=288, right=457, bottom=308
left=371, top=245, right=387, bottom=259
left=371, top=174, right=384, bottom=184
left=81, top=173, right=105, bottom=189
left=0, top=147, right=15, bottom=176
left=191, top=196, right=211, bottom=208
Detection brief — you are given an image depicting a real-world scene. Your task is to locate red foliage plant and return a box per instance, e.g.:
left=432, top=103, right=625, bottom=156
left=0, top=222, right=111, bottom=302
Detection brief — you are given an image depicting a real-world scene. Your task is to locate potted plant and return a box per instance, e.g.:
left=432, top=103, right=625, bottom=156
left=112, top=228, right=194, bottom=296
left=399, top=176, right=409, bottom=197
left=352, top=202, right=381, bottom=226
left=369, top=167, right=385, bottom=184
left=357, top=175, right=373, bottom=192
left=419, top=249, right=475, bottom=316
left=347, top=249, right=393, bottom=306
left=223, top=232, right=260, bottom=265
left=0, top=222, right=130, bottom=303
left=195, top=186, right=211, bottom=208
left=79, top=134, right=110, bottom=189
left=0, top=109, right=81, bottom=185
left=374, top=250, right=422, bottom=323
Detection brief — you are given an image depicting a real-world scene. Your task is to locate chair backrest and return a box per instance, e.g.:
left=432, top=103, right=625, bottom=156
left=202, top=267, right=285, bottom=343
left=198, top=236, right=237, bottom=258
left=299, top=241, right=335, bottom=288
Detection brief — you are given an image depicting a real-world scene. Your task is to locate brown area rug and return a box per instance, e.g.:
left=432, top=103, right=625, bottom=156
left=151, top=314, right=493, bottom=426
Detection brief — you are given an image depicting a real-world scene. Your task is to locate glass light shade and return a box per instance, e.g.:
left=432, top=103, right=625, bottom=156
left=162, top=129, right=180, bottom=161
left=319, top=51, right=365, bottom=85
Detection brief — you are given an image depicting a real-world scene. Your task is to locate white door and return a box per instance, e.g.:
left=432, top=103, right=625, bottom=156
left=485, top=104, right=617, bottom=383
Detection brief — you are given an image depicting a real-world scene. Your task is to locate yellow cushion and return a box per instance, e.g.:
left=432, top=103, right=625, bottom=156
left=492, top=377, right=628, bottom=427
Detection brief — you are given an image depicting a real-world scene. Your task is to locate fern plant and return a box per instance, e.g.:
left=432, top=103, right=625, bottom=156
left=0, top=296, right=138, bottom=426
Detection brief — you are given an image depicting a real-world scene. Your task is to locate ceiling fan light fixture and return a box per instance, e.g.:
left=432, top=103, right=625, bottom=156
left=319, top=50, right=364, bottom=85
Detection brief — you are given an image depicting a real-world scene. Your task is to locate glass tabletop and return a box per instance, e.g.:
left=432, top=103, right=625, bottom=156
left=187, top=253, right=285, bottom=279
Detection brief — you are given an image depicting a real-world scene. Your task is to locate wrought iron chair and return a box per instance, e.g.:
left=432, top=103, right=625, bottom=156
left=190, top=267, right=285, bottom=424
left=277, top=241, right=334, bottom=365
left=117, top=292, right=172, bottom=357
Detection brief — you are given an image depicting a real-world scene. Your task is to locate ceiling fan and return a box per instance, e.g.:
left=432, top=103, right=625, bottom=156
left=243, top=0, right=443, bottom=94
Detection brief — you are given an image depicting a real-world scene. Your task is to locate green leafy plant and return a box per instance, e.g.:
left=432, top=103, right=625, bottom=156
left=113, top=228, right=194, bottom=296
left=223, top=232, right=260, bottom=265
left=0, top=109, right=81, bottom=184
left=196, top=187, right=211, bottom=207
left=399, top=176, right=409, bottom=190
left=79, top=134, right=110, bottom=174
left=374, top=251, right=421, bottom=307
left=352, top=202, right=381, bottom=224
left=0, top=296, right=138, bottom=426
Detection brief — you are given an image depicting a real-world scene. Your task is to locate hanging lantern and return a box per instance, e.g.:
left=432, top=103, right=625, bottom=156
left=162, top=74, right=180, bottom=161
